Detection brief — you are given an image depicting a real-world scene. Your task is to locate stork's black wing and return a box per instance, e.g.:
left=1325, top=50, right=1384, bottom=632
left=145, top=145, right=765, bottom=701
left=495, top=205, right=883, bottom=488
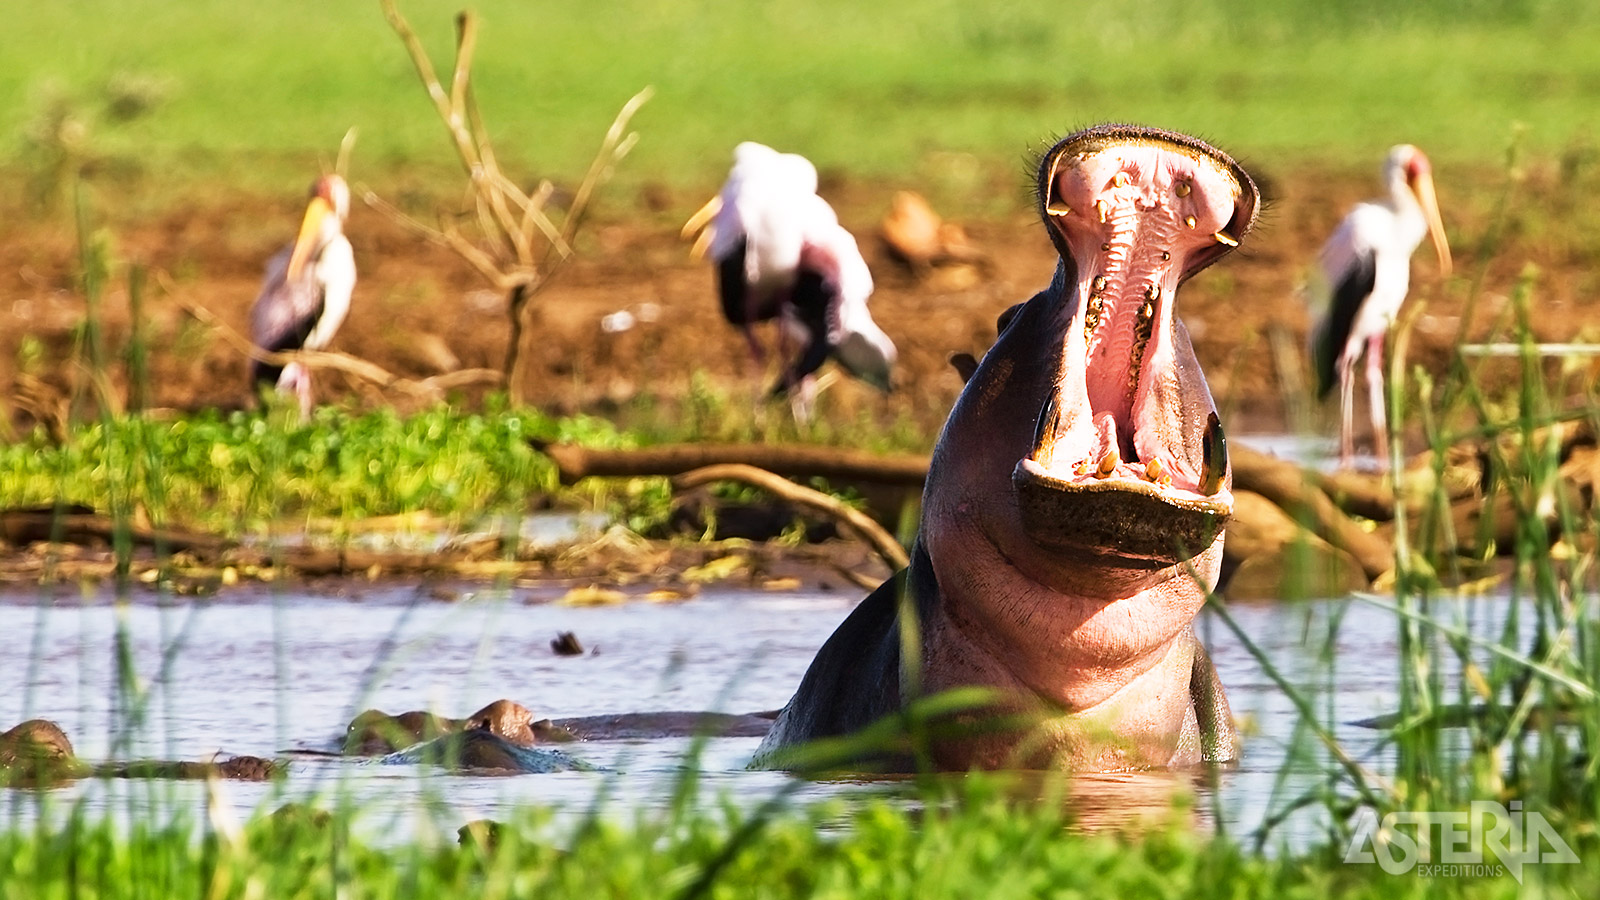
left=770, top=268, right=835, bottom=397
left=249, top=248, right=326, bottom=387
left=1311, top=249, right=1378, bottom=398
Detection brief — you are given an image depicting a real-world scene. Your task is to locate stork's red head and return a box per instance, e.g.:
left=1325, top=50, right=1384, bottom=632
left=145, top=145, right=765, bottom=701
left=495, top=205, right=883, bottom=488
left=1390, top=144, right=1452, bottom=277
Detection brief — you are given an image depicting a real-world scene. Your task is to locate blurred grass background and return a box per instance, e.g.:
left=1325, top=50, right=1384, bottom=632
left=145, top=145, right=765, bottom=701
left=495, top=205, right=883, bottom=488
left=4, top=0, right=1599, bottom=209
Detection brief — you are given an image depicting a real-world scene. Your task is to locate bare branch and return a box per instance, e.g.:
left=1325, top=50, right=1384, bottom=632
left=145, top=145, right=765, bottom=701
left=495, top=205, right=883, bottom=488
left=672, top=464, right=910, bottom=573
left=361, top=189, right=452, bottom=246
left=380, top=0, right=481, bottom=173
left=377, top=1, right=650, bottom=405
left=450, top=12, right=477, bottom=123
left=167, top=284, right=504, bottom=399
left=517, top=179, right=569, bottom=256
left=559, top=87, right=654, bottom=251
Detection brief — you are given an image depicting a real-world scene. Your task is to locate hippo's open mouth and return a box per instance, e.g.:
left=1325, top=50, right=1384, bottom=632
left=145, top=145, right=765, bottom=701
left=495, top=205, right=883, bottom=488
left=1012, top=126, right=1258, bottom=565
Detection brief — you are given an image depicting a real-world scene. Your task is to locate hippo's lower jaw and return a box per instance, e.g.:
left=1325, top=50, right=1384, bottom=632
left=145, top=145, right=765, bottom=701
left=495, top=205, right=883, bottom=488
left=1013, top=459, right=1229, bottom=566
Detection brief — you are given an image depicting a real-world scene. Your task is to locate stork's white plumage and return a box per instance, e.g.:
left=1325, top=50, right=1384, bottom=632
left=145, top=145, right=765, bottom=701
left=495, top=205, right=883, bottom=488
left=683, top=142, right=896, bottom=414
left=1309, top=144, right=1451, bottom=465
left=249, top=174, right=355, bottom=418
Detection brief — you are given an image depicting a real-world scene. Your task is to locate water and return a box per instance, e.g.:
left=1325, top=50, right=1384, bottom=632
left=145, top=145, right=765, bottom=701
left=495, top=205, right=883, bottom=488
left=0, top=584, right=1515, bottom=844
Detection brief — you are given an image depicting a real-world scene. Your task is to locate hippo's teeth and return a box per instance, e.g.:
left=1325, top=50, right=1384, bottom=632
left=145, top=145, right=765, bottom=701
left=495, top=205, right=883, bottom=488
left=1175, top=181, right=1191, bottom=198
left=1145, top=458, right=1164, bottom=482
left=1213, top=229, right=1239, bottom=247
left=1047, top=202, right=1072, bottom=217
left=1033, top=394, right=1061, bottom=459
left=1200, top=411, right=1227, bottom=496
left=1096, top=447, right=1119, bottom=478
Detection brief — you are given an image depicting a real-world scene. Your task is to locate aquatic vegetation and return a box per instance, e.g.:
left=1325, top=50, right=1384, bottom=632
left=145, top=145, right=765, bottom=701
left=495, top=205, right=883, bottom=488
left=0, top=403, right=604, bottom=534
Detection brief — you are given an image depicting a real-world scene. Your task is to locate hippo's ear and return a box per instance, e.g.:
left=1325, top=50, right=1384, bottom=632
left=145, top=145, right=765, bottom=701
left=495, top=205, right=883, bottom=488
left=995, top=302, right=1024, bottom=335
left=948, top=352, right=979, bottom=384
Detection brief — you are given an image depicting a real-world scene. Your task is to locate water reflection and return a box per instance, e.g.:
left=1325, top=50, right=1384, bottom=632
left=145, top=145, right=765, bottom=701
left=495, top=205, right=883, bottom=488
left=0, top=585, right=1512, bottom=845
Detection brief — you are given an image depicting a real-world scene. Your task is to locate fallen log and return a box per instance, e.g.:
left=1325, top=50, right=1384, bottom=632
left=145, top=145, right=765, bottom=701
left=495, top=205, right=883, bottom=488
left=1221, top=445, right=1396, bottom=580
left=532, top=440, right=931, bottom=486
left=1221, top=490, right=1368, bottom=600
left=544, top=440, right=1397, bottom=581
left=0, top=509, right=232, bottom=556
left=671, top=464, right=910, bottom=572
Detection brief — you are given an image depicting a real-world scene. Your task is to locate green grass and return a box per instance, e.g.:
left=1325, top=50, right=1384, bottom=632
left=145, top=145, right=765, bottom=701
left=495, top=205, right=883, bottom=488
left=3, top=775, right=1594, bottom=899
left=5, top=0, right=1600, bottom=212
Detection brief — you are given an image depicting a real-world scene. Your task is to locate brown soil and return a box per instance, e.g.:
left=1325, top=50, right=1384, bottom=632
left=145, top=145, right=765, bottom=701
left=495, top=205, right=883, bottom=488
left=2, top=160, right=1597, bottom=441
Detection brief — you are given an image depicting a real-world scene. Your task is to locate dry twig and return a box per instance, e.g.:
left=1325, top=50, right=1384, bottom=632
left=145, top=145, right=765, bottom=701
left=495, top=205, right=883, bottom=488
left=672, top=464, right=911, bottom=572
left=165, top=280, right=501, bottom=403
left=374, top=0, right=651, bottom=403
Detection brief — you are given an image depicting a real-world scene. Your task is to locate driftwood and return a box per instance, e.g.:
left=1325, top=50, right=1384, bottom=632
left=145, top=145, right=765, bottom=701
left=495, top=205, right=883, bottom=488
left=1230, top=445, right=1395, bottom=580
left=0, top=508, right=231, bottom=555
left=672, top=464, right=910, bottom=572
left=534, top=439, right=1400, bottom=590
left=170, top=288, right=504, bottom=402
left=534, top=440, right=931, bottom=486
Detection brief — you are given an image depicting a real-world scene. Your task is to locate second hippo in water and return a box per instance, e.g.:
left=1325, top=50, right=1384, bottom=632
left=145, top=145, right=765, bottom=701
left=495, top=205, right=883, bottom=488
left=1, top=718, right=278, bottom=785
left=754, top=124, right=1258, bottom=772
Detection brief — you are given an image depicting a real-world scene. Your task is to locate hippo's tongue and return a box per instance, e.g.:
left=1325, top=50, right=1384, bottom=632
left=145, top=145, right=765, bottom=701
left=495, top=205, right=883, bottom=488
left=1013, top=129, right=1251, bottom=565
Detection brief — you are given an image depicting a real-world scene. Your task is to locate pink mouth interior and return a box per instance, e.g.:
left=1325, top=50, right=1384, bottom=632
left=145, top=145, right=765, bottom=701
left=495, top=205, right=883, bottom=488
left=1028, top=143, right=1241, bottom=502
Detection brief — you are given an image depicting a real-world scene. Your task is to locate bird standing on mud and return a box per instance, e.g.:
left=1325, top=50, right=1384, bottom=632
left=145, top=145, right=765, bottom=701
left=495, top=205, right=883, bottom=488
left=682, top=142, right=896, bottom=417
left=1308, top=144, right=1451, bottom=465
left=249, top=174, right=355, bottom=418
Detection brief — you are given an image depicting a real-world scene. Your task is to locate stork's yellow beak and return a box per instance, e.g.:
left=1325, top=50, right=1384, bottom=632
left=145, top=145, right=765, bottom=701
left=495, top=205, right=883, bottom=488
left=680, top=195, right=722, bottom=261
left=287, top=196, right=334, bottom=281
left=1411, top=170, right=1452, bottom=277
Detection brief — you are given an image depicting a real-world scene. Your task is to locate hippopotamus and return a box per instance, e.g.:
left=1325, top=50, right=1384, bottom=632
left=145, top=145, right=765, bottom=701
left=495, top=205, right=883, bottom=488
left=343, top=700, right=774, bottom=756
left=339, top=699, right=774, bottom=774
left=753, top=124, right=1258, bottom=772
left=343, top=699, right=579, bottom=755
left=1, top=718, right=279, bottom=785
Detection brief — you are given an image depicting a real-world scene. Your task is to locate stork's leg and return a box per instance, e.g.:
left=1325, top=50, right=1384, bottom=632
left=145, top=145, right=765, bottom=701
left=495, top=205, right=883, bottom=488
left=1337, top=353, right=1357, bottom=467
left=788, top=374, right=818, bottom=424
left=1365, top=333, right=1388, bottom=458
left=277, top=362, right=313, bottom=422
left=742, top=326, right=766, bottom=364
left=297, top=372, right=314, bottom=422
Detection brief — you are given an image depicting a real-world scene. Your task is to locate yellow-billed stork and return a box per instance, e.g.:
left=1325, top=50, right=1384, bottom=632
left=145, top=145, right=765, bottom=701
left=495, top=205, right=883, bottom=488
left=1309, top=144, right=1451, bottom=464
left=682, top=142, right=896, bottom=414
left=249, top=174, right=355, bottom=418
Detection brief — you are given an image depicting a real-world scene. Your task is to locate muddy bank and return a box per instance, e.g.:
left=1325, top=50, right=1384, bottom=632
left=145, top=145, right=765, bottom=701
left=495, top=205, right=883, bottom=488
left=3, top=161, right=1596, bottom=440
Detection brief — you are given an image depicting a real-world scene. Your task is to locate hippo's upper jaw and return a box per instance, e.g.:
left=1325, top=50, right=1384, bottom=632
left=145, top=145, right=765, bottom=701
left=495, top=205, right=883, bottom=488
left=1012, top=126, right=1257, bottom=568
